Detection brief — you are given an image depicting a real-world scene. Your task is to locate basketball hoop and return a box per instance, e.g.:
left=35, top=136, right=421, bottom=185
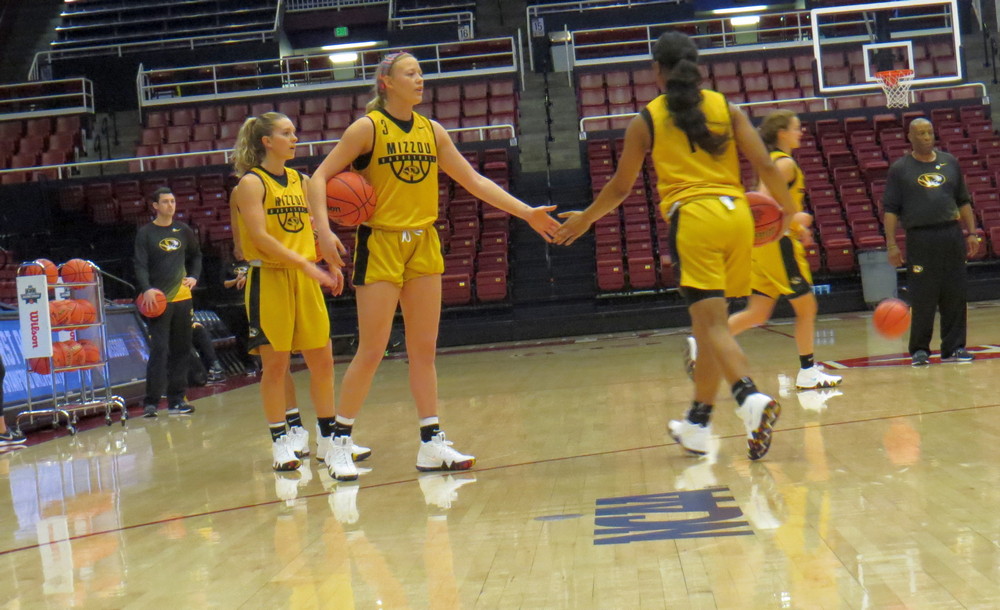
left=875, top=69, right=914, bottom=109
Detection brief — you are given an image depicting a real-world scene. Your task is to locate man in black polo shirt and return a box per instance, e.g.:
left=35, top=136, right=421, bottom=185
left=883, top=118, right=981, bottom=366
left=134, top=187, right=202, bottom=416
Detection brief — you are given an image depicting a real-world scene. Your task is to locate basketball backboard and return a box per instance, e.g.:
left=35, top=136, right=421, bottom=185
left=810, top=0, right=961, bottom=94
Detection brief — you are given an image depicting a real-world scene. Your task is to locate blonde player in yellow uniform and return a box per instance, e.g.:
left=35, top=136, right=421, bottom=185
left=727, top=110, right=842, bottom=391
left=231, top=111, right=354, bottom=474
left=556, top=31, right=795, bottom=460
left=307, top=52, right=560, bottom=480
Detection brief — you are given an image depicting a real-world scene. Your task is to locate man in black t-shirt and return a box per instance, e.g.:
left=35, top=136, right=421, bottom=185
left=134, top=187, right=203, bottom=416
left=883, top=118, right=981, bottom=366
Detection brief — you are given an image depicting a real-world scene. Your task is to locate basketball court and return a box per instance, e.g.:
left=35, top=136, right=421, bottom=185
left=1, top=300, right=1000, bottom=607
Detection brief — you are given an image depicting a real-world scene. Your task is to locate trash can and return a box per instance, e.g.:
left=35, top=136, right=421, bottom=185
left=858, top=249, right=897, bottom=306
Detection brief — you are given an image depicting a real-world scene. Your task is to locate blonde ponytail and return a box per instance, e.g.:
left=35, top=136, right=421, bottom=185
left=232, top=112, right=287, bottom=177
left=365, top=51, right=414, bottom=113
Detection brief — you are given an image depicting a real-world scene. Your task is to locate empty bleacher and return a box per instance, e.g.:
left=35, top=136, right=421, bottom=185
left=53, top=0, right=278, bottom=51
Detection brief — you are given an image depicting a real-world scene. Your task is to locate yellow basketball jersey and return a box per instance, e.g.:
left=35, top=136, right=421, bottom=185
left=357, top=109, right=438, bottom=230
left=646, top=90, right=743, bottom=205
left=771, top=150, right=805, bottom=214
left=237, top=167, right=316, bottom=266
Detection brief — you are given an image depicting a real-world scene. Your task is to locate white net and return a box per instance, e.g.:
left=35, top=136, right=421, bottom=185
left=875, top=70, right=915, bottom=108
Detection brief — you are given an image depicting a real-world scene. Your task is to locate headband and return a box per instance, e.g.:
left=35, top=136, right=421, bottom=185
left=377, top=51, right=410, bottom=91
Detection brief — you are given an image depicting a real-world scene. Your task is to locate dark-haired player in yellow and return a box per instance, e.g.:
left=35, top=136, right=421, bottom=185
left=556, top=31, right=795, bottom=460
left=307, top=51, right=559, bottom=480
left=727, top=110, right=842, bottom=392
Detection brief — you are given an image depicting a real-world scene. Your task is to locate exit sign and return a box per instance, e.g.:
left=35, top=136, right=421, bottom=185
left=335, top=26, right=348, bottom=37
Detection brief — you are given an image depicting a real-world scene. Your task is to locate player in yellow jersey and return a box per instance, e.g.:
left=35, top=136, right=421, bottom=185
left=307, top=51, right=559, bottom=479
left=727, top=110, right=843, bottom=391
left=555, top=31, right=795, bottom=460
left=231, top=111, right=360, bottom=475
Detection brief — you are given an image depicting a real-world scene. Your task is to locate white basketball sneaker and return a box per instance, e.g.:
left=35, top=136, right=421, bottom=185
left=795, top=365, right=842, bottom=390
left=287, top=426, right=310, bottom=458
left=667, top=419, right=714, bottom=455
left=418, top=473, right=477, bottom=510
left=316, top=425, right=372, bottom=462
left=735, top=393, right=781, bottom=460
left=416, top=432, right=476, bottom=472
left=325, top=435, right=359, bottom=481
left=272, top=435, right=302, bottom=472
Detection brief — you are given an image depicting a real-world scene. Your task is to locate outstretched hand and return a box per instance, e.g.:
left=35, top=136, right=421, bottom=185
left=553, top=210, right=591, bottom=246
left=525, top=205, right=560, bottom=243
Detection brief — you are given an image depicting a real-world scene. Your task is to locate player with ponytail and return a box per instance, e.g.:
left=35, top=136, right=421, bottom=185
left=555, top=30, right=796, bottom=460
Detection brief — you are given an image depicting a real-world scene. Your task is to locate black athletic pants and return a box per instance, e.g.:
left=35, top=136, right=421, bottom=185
left=144, top=299, right=193, bottom=406
left=905, top=222, right=967, bottom=357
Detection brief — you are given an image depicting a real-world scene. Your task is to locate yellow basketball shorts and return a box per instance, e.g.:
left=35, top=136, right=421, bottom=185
left=353, top=224, right=444, bottom=287
left=750, top=234, right=813, bottom=300
left=663, top=194, right=753, bottom=300
left=245, top=265, right=330, bottom=354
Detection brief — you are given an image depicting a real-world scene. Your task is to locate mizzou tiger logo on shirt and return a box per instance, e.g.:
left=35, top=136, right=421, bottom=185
left=159, top=237, right=181, bottom=252
left=378, top=139, right=436, bottom=184
left=917, top=173, right=946, bottom=188
left=267, top=193, right=308, bottom=233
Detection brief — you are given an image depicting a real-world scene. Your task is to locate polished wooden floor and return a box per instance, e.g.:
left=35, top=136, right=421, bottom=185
left=3, top=302, right=1000, bottom=608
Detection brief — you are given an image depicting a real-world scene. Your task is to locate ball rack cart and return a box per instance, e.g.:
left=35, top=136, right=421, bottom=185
left=15, top=260, right=126, bottom=435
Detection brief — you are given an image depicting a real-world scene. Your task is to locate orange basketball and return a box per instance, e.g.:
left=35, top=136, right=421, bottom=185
left=747, top=191, right=784, bottom=247
left=137, top=289, right=167, bottom=318
left=61, top=340, right=85, bottom=366
left=28, top=357, right=51, bottom=375
left=326, top=172, right=376, bottom=227
left=61, top=300, right=83, bottom=325
left=60, top=258, right=95, bottom=284
left=873, top=298, right=911, bottom=339
left=78, top=339, right=101, bottom=364
left=49, top=300, right=71, bottom=327
left=50, top=341, right=69, bottom=369
left=18, top=258, right=58, bottom=285
left=75, top=299, right=97, bottom=324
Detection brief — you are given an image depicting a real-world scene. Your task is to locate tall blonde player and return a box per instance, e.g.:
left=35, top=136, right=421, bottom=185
left=555, top=31, right=795, bottom=460
left=231, top=111, right=354, bottom=475
left=726, top=110, right=842, bottom=390
left=307, top=52, right=560, bottom=480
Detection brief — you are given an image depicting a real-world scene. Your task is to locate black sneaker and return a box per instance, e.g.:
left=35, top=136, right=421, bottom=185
left=168, top=402, right=195, bottom=415
left=911, top=350, right=930, bottom=366
left=207, top=368, right=226, bottom=383
left=143, top=405, right=158, bottom=418
left=0, top=429, right=26, bottom=446
left=941, top=348, right=974, bottom=363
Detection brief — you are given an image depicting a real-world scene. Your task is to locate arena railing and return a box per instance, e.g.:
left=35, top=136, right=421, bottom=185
left=393, top=11, right=475, bottom=37
left=566, top=6, right=956, bottom=72
left=0, top=124, right=516, bottom=181
left=135, top=36, right=521, bottom=111
left=577, top=83, right=989, bottom=135
left=525, top=0, right=683, bottom=71
left=287, top=0, right=387, bottom=10
left=0, top=78, right=95, bottom=122
left=27, top=0, right=286, bottom=81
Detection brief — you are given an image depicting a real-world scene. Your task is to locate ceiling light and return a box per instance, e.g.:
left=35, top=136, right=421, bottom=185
left=713, top=5, right=768, bottom=15
left=322, top=41, right=379, bottom=52
left=329, top=52, right=358, bottom=64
